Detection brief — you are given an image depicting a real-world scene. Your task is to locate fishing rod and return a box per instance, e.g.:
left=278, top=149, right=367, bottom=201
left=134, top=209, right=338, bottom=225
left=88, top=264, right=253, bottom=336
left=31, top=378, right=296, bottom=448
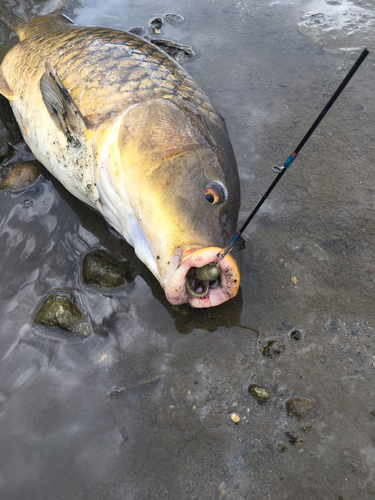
left=216, top=47, right=369, bottom=262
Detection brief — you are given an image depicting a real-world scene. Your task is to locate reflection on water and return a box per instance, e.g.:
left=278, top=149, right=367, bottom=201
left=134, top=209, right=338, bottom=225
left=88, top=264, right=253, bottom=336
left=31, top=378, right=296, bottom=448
left=1, top=0, right=375, bottom=499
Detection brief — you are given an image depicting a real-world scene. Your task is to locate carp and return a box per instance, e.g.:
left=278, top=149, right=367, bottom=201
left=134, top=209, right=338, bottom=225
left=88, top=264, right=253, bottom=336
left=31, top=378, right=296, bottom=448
left=0, top=13, right=241, bottom=308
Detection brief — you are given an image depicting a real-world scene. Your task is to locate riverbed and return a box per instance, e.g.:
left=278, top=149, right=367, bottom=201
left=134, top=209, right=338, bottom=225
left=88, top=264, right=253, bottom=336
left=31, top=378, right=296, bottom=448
left=0, top=0, right=374, bottom=498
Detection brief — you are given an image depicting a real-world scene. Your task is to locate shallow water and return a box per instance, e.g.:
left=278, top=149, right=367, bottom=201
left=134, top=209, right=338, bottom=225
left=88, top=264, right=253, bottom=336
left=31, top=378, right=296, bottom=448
left=0, top=0, right=375, bottom=498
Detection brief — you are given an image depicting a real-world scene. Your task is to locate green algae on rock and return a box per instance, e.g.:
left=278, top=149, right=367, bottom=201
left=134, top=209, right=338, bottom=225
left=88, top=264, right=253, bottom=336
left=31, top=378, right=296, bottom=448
left=82, top=250, right=135, bottom=288
left=35, top=293, right=90, bottom=336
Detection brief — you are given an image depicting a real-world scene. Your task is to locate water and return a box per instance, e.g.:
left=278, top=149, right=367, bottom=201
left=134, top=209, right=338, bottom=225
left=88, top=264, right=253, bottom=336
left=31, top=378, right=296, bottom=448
left=0, top=0, right=375, bottom=498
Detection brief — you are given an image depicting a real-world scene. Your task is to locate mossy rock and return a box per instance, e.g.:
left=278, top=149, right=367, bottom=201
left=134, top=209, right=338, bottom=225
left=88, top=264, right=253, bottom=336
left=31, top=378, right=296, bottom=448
left=35, top=293, right=89, bottom=336
left=82, top=249, right=135, bottom=288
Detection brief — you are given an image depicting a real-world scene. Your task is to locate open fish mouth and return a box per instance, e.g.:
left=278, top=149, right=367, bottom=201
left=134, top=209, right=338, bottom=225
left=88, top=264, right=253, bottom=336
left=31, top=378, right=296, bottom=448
left=165, top=246, right=240, bottom=308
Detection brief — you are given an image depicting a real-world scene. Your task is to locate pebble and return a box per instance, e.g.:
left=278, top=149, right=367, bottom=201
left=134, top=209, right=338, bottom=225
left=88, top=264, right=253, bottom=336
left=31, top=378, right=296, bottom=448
left=290, top=329, right=302, bottom=341
left=165, top=13, right=185, bottom=24
left=277, top=442, right=286, bottom=453
left=150, top=17, right=163, bottom=34
left=286, top=397, right=321, bottom=419
left=261, top=339, right=285, bottom=358
left=231, top=413, right=241, bottom=424
left=248, top=384, right=271, bottom=403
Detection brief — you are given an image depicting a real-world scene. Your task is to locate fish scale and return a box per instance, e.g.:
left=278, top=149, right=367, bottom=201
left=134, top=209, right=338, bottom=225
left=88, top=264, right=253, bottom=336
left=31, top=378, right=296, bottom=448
left=0, top=14, right=241, bottom=308
left=3, top=27, right=218, bottom=129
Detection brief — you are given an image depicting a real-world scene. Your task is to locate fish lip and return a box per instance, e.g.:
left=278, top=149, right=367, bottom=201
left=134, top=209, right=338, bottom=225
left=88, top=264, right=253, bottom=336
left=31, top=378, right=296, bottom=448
left=164, top=245, right=240, bottom=308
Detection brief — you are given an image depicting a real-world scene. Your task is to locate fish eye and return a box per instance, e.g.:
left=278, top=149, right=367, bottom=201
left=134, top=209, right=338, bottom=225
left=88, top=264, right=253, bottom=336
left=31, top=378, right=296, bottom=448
left=204, top=181, right=227, bottom=205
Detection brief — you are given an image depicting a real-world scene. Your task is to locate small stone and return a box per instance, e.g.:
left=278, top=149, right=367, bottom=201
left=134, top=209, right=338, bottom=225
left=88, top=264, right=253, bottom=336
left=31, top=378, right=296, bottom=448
left=371, top=409, right=375, bottom=417
left=150, top=17, right=163, bottom=34
left=290, top=329, right=302, bottom=341
left=248, top=384, right=271, bottom=403
left=82, top=249, right=135, bottom=287
left=277, top=442, right=286, bottom=453
left=165, top=13, right=185, bottom=24
left=285, top=431, right=299, bottom=444
left=0, top=161, right=43, bottom=190
left=231, top=413, right=240, bottom=424
left=128, top=27, right=144, bottom=36
left=285, top=431, right=303, bottom=446
left=291, top=276, right=298, bottom=284
left=35, top=293, right=89, bottom=335
left=301, top=423, right=312, bottom=433
left=261, top=339, right=285, bottom=358
left=150, top=38, right=195, bottom=58
left=286, top=397, right=321, bottom=419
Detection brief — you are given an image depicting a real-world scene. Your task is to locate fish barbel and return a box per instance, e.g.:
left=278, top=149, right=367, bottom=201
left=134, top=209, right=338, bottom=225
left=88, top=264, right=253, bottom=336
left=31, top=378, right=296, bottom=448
left=0, top=13, right=241, bottom=308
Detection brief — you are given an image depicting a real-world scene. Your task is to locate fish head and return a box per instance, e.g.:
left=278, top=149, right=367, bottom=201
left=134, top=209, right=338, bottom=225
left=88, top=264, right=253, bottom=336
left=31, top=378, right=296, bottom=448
left=96, top=97, right=241, bottom=308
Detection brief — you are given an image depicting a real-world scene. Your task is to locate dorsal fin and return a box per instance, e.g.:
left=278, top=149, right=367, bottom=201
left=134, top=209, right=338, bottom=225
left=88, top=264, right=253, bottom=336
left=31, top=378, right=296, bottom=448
left=40, top=60, right=91, bottom=147
left=16, top=13, right=77, bottom=41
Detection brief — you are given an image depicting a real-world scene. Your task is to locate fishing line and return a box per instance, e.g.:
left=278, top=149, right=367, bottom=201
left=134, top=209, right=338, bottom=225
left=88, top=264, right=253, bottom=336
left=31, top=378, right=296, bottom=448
left=216, top=48, right=369, bottom=262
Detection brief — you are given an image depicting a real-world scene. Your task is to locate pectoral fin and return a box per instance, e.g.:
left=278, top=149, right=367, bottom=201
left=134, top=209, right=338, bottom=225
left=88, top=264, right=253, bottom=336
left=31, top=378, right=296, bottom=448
left=0, top=68, right=14, bottom=100
left=40, top=60, right=91, bottom=147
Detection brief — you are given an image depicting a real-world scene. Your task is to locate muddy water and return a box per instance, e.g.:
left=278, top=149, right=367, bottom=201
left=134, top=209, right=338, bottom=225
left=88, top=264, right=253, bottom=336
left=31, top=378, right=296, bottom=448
left=0, top=0, right=374, bottom=499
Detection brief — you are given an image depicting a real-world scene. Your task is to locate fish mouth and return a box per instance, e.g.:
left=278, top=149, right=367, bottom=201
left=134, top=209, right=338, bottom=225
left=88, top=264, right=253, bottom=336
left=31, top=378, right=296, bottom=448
left=165, top=246, right=240, bottom=308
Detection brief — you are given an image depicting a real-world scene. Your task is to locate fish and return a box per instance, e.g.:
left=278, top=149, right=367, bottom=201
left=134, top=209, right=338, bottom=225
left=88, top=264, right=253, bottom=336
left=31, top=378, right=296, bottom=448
left=0, top=12, right=241, bottom=308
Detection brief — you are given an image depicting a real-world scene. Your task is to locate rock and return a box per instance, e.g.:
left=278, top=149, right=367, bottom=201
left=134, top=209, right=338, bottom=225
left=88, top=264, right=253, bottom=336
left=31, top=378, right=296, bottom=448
left=286, top=431, right=303, bottom=446
left=150, top=17, right=163, bottom=34
left=290, top=329, right=302, bottom=341
left=261, top=339, right=285, bottom=358
left=128, top=27, right=144, bottom=36
left=165, top=13, right=185, bottom=24
left=248, top=384, right=271, bottom=403
left=148, top=38, right=195, bottom=58
left=277, top=442, right=286, bottom=453
left=231, top=413, right=240, bottom=424
left=286, top=397, right=321, bottom=419
left=82, top=249, right=135, bottom=287
left=0, top=161, right=43, bottom=190
left=35, top=293, right=90, bottom=336
left=285, top=431, right=299, bottom=444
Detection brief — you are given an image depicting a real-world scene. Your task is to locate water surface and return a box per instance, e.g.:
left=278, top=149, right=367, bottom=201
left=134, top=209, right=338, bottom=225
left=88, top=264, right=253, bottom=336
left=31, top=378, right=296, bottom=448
left=0, top=0, right=374, bottom=498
